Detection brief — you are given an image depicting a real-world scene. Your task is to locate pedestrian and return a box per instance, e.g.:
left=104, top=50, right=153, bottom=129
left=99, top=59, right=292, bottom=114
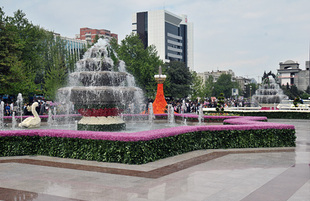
left=5, top=103, right=10, bottom=116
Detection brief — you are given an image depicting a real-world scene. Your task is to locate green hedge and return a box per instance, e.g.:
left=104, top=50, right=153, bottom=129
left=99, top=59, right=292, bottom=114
left=0, top=129, right=296, bottom=164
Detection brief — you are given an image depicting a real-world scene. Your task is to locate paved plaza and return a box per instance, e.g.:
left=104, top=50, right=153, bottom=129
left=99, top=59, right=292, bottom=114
left=0, top=119, right=309, bottom=201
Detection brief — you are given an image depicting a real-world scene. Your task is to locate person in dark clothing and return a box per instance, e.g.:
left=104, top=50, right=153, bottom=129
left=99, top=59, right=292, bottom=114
left=5, top=103, right=10, bottom=116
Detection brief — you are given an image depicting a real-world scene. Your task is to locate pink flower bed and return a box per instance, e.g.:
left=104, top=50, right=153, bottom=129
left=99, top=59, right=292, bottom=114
left=0, top=115, right=294, bottom=142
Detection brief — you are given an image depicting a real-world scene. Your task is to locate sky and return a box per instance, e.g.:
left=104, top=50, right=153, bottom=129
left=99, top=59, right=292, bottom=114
left=2, top=0, right=310, bottom=83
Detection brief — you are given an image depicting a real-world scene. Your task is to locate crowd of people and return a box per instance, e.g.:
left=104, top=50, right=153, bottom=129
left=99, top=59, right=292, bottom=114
left=166, top=97, right=249, bottom=114
left=2, top=95, right=251, bottom=117
left=1, top=99, right=48, bottom=116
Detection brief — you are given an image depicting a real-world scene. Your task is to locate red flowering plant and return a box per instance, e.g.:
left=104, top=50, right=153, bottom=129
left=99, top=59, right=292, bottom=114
left=75, top=104, right=123, bottom=117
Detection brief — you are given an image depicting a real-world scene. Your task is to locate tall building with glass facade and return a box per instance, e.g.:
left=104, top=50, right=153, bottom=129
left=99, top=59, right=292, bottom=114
left=54, top=33, right=87, bottom=59
left=132, top=10, right=194, bottom=70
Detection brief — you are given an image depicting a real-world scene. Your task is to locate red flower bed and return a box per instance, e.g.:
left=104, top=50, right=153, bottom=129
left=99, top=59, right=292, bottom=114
left=78, top=108, right=120, bottom=117
left=260, top=107, right=279, bottom=110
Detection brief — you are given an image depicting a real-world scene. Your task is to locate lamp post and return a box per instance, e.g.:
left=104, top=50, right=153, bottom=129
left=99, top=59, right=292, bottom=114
left=152, top=66, right=168, bottom=114
left=249, top=85, right=252, bottom=107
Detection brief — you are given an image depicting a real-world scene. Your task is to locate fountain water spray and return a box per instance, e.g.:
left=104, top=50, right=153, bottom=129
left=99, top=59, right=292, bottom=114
left=148, top=102, right=155, bottom=124
left=16, top=93, right=23, bottom=124
left=47, top=109, right=53, bottom=127
left=53, top=107, right=57, bottom=126
left=181, top=100, right=186, bottom=124
left=0, top=101, right=4, bottom=129
left=12, top=112, right=16, bottom=129
left=167, top=104, right=175, bottom=124
left=198, top=105, right=204, bottom=125
left=252, top=76, right=288, bottom=105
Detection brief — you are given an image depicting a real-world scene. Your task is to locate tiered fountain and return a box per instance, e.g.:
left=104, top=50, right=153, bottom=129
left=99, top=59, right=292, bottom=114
left=252, top=75, right=288, bottom=106
left=57, top=39, right=144, bottom=131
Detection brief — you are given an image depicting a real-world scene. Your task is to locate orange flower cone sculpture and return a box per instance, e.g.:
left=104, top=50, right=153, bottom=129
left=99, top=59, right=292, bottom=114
left=152, top=83, right=167, bottom=114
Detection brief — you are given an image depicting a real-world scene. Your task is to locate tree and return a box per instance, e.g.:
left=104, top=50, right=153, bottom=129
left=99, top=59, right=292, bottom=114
left=281, top=84, right=304, bottom=100
left=111, top=33, right=163, bottom=98
left=163, top=61, right=193, bottom=99
left=243, top=83, right=257, bottom=98
left=42, top=35, right=69, bottom=100
left=216, top=93, right=225, bottom=112
left=204, top=75, right=214, bottom=98
left=0, top=8, right=78, bottom=100
left=93, top=34, right=99, bottom=45
left=190, top=71, right=205, bottom=101
left=0, top=8, right=35, bottom=95
left=213, top=74, right=239, bottom=98
left=300, top=92, right=310, bottom=100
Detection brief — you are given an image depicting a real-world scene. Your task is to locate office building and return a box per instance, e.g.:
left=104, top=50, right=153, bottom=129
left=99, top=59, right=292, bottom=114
left=132, top=10, right=194, bottom=70
left=198, top=69, right=236, bottom=83
left=54, top=33, right=87, bottom=59
left=77, top=27, right=118, bottom=44
left=62, top=36, right=87, bottom=57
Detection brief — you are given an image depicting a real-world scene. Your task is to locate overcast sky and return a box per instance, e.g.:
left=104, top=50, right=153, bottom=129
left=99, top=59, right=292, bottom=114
left=2, top=0, right=310, bottom=82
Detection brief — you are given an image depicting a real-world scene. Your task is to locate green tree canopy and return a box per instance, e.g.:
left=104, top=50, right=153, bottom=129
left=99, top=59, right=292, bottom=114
left=243, top=83, right=257, bottom=98
left=163, top=61, right=193, bottom=99
left=204, top=75, right=214, bottom=98
left=0, top=8, right=80, bottom=100
left=213, top=74, right=239, bottom=98
left=0, top=8, right=35, bottom=95
left=281, top=84, right=304, bottom=100
left=190, top=71, right=205, bottom=101
left=111, top=33, right=163, bottom=98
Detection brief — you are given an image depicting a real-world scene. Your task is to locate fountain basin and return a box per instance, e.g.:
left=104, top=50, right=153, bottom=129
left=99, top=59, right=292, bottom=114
left=77, top=116, right=125, bottom=131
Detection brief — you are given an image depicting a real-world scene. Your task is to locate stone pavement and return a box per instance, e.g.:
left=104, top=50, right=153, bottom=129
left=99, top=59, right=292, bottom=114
left=0, top=119, right=309, bottom=201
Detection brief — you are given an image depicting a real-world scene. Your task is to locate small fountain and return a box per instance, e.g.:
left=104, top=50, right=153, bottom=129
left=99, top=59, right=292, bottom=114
left=252, top=75, right=288, bottom=106
left=11, top=112, right=16, bottom=129
left=53, top=107, right=57, bottom=126
left=47, top=109, right=53, bottom=127
left=181, top=100, right=186, bottom=124
left=167, top=104, right=175, bottom=124
left=16, top=93, right=23, bottom=123
left=148, top=103, right=155, bottom=124
left=57, top=39, right=144, bottom=131
left=0, top=101, right=4, bottom=129
left=198, top=105, right=204, bottom=125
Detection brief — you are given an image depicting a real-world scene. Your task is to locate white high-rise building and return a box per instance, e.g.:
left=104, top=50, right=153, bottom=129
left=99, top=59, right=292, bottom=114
left=132, top=10, right=194, bottom=70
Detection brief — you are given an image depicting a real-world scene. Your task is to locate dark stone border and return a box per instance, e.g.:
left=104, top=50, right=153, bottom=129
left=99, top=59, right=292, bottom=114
left=0, top=148, right=295, bottom=179
left=77, top=122, right=126, bottom=131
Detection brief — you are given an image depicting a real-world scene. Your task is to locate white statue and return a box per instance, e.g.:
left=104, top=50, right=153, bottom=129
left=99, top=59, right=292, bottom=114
left=19, top=102, right=41, bottom=128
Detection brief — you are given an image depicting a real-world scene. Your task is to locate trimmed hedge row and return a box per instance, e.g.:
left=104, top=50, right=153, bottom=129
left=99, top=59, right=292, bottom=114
left=0, top=128, right=295, bottom=164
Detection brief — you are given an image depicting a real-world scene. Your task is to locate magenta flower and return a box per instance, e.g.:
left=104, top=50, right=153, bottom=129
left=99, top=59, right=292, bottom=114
left=0, top=114, right=294, bottom=142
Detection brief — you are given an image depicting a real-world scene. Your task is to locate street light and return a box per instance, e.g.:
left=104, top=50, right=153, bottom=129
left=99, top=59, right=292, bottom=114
left=249, top=85, right=252, bottom=107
